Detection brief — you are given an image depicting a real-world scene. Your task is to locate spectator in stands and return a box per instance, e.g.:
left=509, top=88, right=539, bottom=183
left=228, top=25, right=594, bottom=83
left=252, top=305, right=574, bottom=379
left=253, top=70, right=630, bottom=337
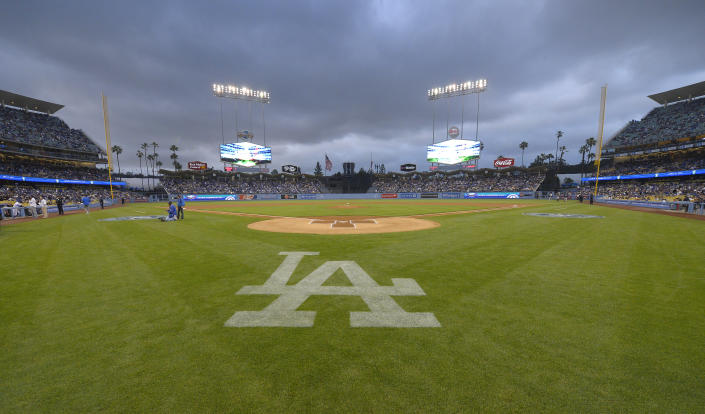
left=0, top=106, right=103, bottom=154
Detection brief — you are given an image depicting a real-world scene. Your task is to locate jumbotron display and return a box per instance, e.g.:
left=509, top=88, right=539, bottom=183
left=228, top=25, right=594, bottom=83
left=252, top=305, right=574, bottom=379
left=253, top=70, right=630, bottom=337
left=426, top=139, right=481, bottom=164
left=220, top=142, right=272, bottom=166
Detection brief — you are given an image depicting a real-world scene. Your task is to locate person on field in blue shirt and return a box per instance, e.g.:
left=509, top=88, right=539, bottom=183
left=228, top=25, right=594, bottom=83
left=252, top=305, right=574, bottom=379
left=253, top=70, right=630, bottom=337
left=177, top=195, right=185, bottom=220
left=82, top=195, right=91, bottom=214
left=161, top=201, right=177, bottom=222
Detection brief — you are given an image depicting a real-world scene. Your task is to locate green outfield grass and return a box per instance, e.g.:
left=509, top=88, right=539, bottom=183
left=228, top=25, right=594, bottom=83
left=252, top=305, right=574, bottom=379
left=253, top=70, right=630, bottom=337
left=1, top=200, right=704, bottom=412
left=188, top=198, right=517, bottom=217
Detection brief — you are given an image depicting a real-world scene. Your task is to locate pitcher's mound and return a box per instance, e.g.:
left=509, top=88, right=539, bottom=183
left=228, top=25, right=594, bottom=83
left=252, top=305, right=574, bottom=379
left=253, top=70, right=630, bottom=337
left=248, top=216, right=439, bottom=234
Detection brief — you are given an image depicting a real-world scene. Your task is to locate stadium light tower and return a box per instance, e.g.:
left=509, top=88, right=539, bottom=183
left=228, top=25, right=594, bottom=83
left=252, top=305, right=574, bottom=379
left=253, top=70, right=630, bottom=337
left=212, top=83, right=270, bottom=104
left=212, top=82, right=271, bottom=172
left=426, top=78, right=487, bottom=172
left=211, top=82, right=270, bottom=142
left=427, top=79, right=487, bottom=100
left=427, top=78, right=487, bottom=142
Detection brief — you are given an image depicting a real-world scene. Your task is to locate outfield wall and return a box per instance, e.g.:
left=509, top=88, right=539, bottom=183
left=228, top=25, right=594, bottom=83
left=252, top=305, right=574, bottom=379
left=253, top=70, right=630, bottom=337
left=181, top=191, right=536, bottom=201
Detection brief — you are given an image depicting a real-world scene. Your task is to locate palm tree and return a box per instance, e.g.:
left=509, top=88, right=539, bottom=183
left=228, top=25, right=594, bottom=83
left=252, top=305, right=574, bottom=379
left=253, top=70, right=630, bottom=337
left=546, top=153, right=554, bottom=165
left=555, top=130, right=563, bottom=167
left=136, top=150, right=144, bottom=189
left=152, top=152, right=158, bottom=181
left=586, top=137, right=597, bottom=160
left=559, top=145, right=567, bottom=165
left=140, top=143, right=149, bottom=185
left=169, top=145, right=179, bottom=170
left=156, top=160, right=163, bottom=178
left=111, top=145, right=123, bottom=177
left=151, top=142, right=159, bottom=186
left=579, top=144, right=590, bottom=178
left=519, top=141, right=528, bottom=167
left=146, top=154, right=155, bottom=189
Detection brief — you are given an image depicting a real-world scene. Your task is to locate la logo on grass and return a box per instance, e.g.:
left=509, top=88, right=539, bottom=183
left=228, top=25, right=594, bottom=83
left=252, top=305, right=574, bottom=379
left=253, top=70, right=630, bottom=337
left=225, top=252, right=440, bottom=328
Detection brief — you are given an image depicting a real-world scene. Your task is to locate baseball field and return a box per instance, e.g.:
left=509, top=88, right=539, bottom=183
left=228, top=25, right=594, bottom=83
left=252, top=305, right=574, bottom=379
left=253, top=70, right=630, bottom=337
left=1, top=199, right=704, bottom=412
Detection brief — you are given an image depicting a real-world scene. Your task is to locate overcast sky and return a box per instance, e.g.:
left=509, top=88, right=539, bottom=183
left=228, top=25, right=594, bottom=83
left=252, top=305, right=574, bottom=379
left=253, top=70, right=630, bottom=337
left=1, top=0, right=704, bottom=173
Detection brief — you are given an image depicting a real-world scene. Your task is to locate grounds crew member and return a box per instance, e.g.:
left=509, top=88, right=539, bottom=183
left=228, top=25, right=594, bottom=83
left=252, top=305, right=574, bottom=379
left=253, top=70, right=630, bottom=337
left=82, top=195, right=91, bottom=214
left=161, top=201, right=177, bottom=222
left=177, top=195, right=185, bottom=220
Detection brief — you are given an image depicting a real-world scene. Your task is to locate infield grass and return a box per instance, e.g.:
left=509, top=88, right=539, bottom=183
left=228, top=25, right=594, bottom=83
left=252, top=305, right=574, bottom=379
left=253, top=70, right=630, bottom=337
left=1, top=199, right=704, bottom=412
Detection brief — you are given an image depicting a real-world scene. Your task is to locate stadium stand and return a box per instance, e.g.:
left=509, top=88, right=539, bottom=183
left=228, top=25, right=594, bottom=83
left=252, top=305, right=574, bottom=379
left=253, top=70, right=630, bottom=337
left=0, top=184, right=134, bottom=205
left=584, top=82, right=705, bottom=202
left=161, top=173, right=323, bottom=195
left=0, top=91, right=135, bottom=211
left=605, top=98, right=705, bottom=150
left=580, top=180, right=705, bottom=202
left=0, top=156, right=109, bottom=180
left=372, top=171, right=544, bottom=193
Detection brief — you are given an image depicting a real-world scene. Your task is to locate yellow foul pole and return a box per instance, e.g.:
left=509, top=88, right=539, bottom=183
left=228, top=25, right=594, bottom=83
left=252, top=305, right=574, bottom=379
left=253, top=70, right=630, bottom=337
left=593, top=84, right=607, bottom=198
left=102, top=93, right=114, bottom=199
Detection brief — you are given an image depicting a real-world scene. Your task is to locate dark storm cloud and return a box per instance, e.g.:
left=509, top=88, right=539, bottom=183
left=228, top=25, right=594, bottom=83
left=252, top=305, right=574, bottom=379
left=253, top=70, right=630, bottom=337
left=1, top=0, right=704, bottom=172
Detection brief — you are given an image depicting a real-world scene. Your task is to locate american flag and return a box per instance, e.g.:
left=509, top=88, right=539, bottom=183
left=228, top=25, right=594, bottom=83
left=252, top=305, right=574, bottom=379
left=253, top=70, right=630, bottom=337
left=325, top=154, right=332, bottom=171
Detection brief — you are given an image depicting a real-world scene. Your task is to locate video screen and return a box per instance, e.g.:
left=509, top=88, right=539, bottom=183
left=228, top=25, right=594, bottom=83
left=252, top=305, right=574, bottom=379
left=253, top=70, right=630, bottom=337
left=427, top=139, right=480, bottom=164
left=220, top=142, right=272, bottom=165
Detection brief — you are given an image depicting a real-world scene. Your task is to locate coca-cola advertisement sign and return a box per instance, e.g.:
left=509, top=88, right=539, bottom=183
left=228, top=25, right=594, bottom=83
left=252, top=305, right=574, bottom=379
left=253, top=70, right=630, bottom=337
left=493, top=158, right=515, bottom=168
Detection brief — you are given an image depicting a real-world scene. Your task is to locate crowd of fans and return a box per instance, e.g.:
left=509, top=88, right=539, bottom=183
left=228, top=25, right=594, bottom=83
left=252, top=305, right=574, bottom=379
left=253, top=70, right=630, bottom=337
left=372, top=173, right=544, bottom=193
left=0, top=159, right=110, bottom=180
left=0, top=184, right=136, bottom=205
left=605, top=97, right=705, bottom=149
left=0, top=106, right=103, bottom=154
left=162, top=176, right=323, bottom=194
left=579, top=180, right=705, bottom=202
left=597, top=156, right=705, bottom=176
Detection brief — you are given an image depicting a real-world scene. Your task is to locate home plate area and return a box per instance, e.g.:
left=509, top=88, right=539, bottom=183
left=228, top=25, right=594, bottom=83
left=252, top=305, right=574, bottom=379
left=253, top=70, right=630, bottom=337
left=248, top=216, right=440, bottom=234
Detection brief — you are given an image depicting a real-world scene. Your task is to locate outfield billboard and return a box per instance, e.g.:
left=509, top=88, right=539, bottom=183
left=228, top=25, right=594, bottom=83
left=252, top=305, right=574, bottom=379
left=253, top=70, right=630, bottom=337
left=427, top=139, right=481, bottom=164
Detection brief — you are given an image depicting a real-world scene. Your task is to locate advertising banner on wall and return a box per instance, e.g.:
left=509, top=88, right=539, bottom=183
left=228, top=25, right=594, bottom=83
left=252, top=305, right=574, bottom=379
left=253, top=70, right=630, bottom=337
left=400, top=164, right=416, bottom=172
left=398, top=193, right=419, bottom=199
left=493, top=158, right=515, bottom=168
left=188, top=161, right=208, bottom=170
left=184, top=194, right=240, bottom=201
left=464, top=192, right=520, bottom=199
left=440, top=192, right=464, bottom=199
left=281, top=165, right=300, bottom=174
left=420, top=192, right=439, bottom=199
left=298, top=194, right=320, bottom=200
left=381, top=193, right=398, bottom=199
left=281, top=194, right=298, bottom=199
